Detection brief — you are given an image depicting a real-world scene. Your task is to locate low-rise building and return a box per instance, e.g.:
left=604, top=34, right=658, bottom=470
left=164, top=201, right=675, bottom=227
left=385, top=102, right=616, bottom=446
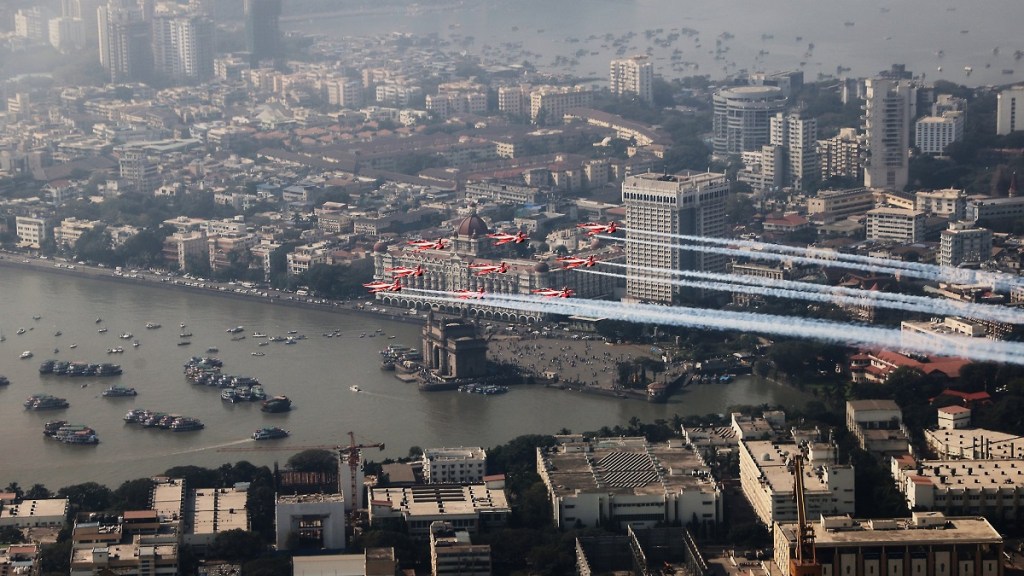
left=925, top=427, right=1024, bottom=460
left=917, top=188, right=967, bottom=219
left=536, top=436, right=722, bottom=531
left=938, top=405, right=972, bottom=430
left=773, top=513, right=1002, bottom=576
left=915, top=112, right=964, bottom=155
left=422, top=447, right=487, bottom=485
left=0, top=544, right=39, bottom=575
left=894, top=458, right=1024, bottom=521
left=866, top=207, right=926, bottom=243
left=939, top=222, right=992, bottom=267
left=739, top=440, right=854, bottom=527
left=184, top=487, right=248, bottom=552
left=15, top=215, right=49, bottom=249
left=967, top=196, right=1024, bottom=225
left=429, top=521, right=491, bottom=576
left=807, top=187, right=876, bottom=224
left=846, top=399, right=910, bottom=456
left=275, top=493, right=347, bottom=551
left=0, top=498, right=68, bottom=528
left=368, top=481, right=510, bottom=538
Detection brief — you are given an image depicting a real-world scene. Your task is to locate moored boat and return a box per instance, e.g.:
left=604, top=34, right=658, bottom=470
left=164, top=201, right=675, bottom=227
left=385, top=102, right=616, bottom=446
left=102, top=385, right=137, bottom=397
left=0, top=375, right=9, bottom=386
left=252, top=426, right=289, bottom=440
left=20, top=350, right=33, bottom=359
left=24, top=394, right=69, bottom=410
left=261, top=395, right=291, bottom=413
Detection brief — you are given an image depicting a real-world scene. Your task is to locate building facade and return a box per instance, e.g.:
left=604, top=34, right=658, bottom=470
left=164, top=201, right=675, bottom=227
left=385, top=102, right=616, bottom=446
left=422, top=447, right=487, bottom=485
left=151, top=9, right=214, bottom=83
left=939, top=222, right=992, bottom=267
left=712, top=86, right=786, bottom=157
left=610, top=56, right=654, bottom=104
left=916, top=112, right=964, bottom=155
left=622, top=171, right=729, bottom=303
left=863, top=78, right=915, bottom=191
left=866, top=207, right=925, bottom=243
left=243, top=0, right=280, bottom=65
left=996, top=86, right=1024, bottom=136
left=770, top=112, right=819, bottom=191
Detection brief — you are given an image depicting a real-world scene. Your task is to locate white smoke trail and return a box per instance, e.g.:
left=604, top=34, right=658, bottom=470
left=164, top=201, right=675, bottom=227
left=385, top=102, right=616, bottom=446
left=617, top=227, right=1024, bottom=290
left=600, top=234, right=948, bottom=283
left=599, top=262, right=1024, bottom=324
left=403, top=288, right=1024, bottom=365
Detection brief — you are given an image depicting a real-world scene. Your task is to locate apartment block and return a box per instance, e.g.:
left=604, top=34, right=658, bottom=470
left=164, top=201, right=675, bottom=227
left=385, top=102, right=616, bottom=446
left=774, top=513, right=1002, bottom=576
left=817, top=127, right=865, bottom=182
left=864, top=78, right=915, bottom=191
left=917, top=188, right=967, bottom=219
left=422, top=447, right=487, bottom=484
left=610, top=55, right=654, bottom=104
left=738, top=440, right=855, bottom=527
left=429, top=521, right=491, bottom=576
left=916, top=112, right=964, bottom=155
left=846, top=399, right=910, bottom=456
left=939, top=222, right=992, bottom=267
left=15, top=216, right=50, bottom=249
left=529, top=86, right=593, bottom=124
left=712, top=86, right=787, bottom=157
left=807, top=187, right=876, bottom=224
left=996, top=86, right=1024, bottom=135
left=866, top=207, right=925, bottom=243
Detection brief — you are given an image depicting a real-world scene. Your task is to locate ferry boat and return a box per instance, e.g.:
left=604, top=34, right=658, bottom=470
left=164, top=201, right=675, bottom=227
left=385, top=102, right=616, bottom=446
left=39, top=360, right=55, bottom=373
left=250, top=385, right=267, bottom=401
left=48, top=423, right=99, bottom=444
left=261, top=395, right=292, bottom=413
left=145, top=322, right=161, bottom=329
left=102, top=385, right=138, bottom=397
left=221, top=389, right=239, bottom=403
left=20, top=350, right=33, bottom=359
left=252, top=332, right=267, bottom=338
left=24, top=394, right=69, bottom=410
left=226, top=326, right=244, bottom=334
left=252, top=426, right=289, bottom=440
left=169, top=417, right=204, bottom=432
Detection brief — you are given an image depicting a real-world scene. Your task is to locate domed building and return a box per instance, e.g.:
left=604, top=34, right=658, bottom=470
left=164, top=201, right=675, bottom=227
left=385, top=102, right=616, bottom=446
left=371, top=213, right=623, bottom=323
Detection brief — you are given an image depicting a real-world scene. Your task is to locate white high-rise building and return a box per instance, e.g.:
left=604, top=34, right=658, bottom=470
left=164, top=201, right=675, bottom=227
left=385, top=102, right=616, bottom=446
left=939, top=221, right=992, bottom=267
left=817, top=127, right=865, bottom=182
left=915, top=112, right=964, bottom=155
left=152, top=9, right=214, bottom=83
left=866, top=207, right=925, bottom=243
left=15, top=8, right=51, bottom=42
left=712, top=86, right=787, bottom=157
left=98, top=0, right=152, bottom=83
left=863, top=78, right=915, bottom=191
left=770, top=112, right=819, bottom=190
left=610, top=55, right=654, bottom=104
left=996, top=86, right=1024, bottom=135
left=48, top=16, right=86, bottom=51
left=622, top=171, right=729, bottom=303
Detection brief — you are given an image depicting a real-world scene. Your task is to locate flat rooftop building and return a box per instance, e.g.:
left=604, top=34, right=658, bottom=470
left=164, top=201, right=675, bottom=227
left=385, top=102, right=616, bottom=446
left=925, top=427, right=1024, bottom=460
left=185, top=487, right=248, bottom=551
left=0, top=499, right=68, bottom=528
left=368, top=483, right=510, bottom=537
left=774, top=513, right=1003, bottom=576
left=895, top=458, right=1024, bottom=521
left=537, top=436, right=722, bottom=531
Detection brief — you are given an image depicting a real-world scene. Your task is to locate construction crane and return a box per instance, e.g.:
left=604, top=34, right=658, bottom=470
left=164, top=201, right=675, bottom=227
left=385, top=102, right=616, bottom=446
left=218, top=431, right=384, bottom=510
left=790, top=454, right=822, bottom=576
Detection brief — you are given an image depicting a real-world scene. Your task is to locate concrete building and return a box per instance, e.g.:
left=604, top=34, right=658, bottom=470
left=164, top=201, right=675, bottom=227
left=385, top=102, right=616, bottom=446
left=151, top=9, right=214, bottom=83
left=712, top=86, right=787, bottom=157
left=422, top=447, right=487, bottom=485
left=807, top=187, right=876, bottom=224
left=118, top=149, right=159, bottom=193
left=817, top=127, right=865, bottom=182
left=966, top=196, right=1024, bottom=225
left=939, top=222, right=992, bottom=267
left=275, top=493, right=347, bottom=551
left=925, top=426, right=1024, bottom=460
left=368, top=482, right=510, bottom=538
left=622, top=171, right=729, bottom=303
left=98, top=0, right=152, bottom=83
left=429, top=521, right=492, bottom=576
left=738, top=440, right=855, bottom=527
left=536, top=436, right=722, bottom=531
left=866, top=207, right=925, bottom=243
left=727, top=262, right=788, bottom=307
left=48, top=16, right=86, bottom=51
left=864, top=78, right=915, bottom=191
left=15, top=216, right=50, bottom=249
left=773, top=513, right=1003, bottom=576
left=327, top=78, right=365, bottom=109
left=243, top=0, right=280, bottom=65
left=901, top=317, right=987, bottom=356
left=184, top=487, right=248, bottom=552
left=15, top=7, right=51, bottom=41
left=894, top=458, right=1024, bottom=522
left=0, top=544, right=39, bottom=575
left=846, top=399, right=910, bottom=456
left=938, top=405, right=973, bottom=430
left=0, top=499, right=69, bottom=528
left=610, top=55, right=654, bottom=104
left=529, top=86, right=593, bottom=124
left=53, top=217, right=101, bottom=249
left=916, top=112, right=964, bottom=155
left=917, top=188, right=967, bottom=219
left=770, top=112, right=818, bottom=191
left=996, top=86, right=1024, bottom=135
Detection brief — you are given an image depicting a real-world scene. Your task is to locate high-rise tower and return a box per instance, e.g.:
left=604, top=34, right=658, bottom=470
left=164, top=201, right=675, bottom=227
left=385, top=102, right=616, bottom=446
left=244, top=0, right=280, bottom=66
left=863, top=78, right=915, bottom=191
left=622, top=171, right=729, bottom=303
left=152, top=9, right=214, bottom=83
left=712, top=86, right=787, bottom=157
left=610, top=55, right=654, bottom=104
left=98, top=0, right=151, bottom=82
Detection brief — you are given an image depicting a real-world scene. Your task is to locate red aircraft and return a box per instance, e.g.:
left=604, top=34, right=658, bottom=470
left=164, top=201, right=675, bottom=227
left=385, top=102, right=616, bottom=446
left=532, top=286, right=575, bottom=298
left=385, top=265, right=425, bottom=278
left=455, top=288, right=486, bottom=300
left=555, top=255, right=598, bottom=269
left=467, top=261, right=509, bottom=276
left=577, top=221, right=618, bottom=236
left=407, top=238, right=449, bottom=251
left=363, top=279, right=402, bottom=293
left=486, top=231, right=529, bottom=245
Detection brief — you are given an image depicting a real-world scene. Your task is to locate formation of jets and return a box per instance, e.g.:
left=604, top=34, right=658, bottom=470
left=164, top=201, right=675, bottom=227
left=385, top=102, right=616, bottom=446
left=467, top=261, right=509, bottom=276
left=577, top=221, right=618, bottom=236
left=385, top=265, right=425, bottom=278
left=555, top=255, right=598, bottom=269
left=407, top=238, right=449, bottom=251
left=486, top=231, right=529, bottom=245
left=363, top=279, right=402, bottom=293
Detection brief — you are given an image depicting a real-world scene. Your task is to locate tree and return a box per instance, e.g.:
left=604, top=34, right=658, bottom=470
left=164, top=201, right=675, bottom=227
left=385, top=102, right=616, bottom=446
left=286, top=449, right=337, bottom=474
left=3, top=482, right=23, bottom=500
left=39, top=541, right=72, bottom=575
left=73, top=226, right=115, bottom=265
left=0, top=526, right=25, bottom=544
left=113, top=478, right=155, bottom=511
left=206, top=529, right=266, bottom=564
left=57, top=482, right=113, bottom=515
left=25, top=483, right=51, bottom=499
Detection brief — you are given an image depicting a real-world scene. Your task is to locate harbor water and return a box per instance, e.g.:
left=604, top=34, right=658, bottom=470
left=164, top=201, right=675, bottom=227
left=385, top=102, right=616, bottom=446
left=0, top=267, right=808, bottom=489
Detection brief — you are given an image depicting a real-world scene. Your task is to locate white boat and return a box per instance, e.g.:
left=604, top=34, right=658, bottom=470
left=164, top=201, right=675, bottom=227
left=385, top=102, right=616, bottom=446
left=349, top=385, right=361, bottom=392
left=119, top=332, right=133, bottom=339
left=20, top=351, right=33, bottom=359
left=17, top=328, right=26, bottom=335
left=69, top=343, right=77, bottom=349
left=252, top=332, right=267, bottom=338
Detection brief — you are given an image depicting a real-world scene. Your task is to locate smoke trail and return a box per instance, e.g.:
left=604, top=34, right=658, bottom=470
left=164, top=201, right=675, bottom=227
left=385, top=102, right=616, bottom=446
left=600, top=234, right=949, bottom=282
left=403, top=288, right=1024, bottom=365
left=618, top=227, right=1024, bottom=290
left=599, top=262, right=1024, bottom=324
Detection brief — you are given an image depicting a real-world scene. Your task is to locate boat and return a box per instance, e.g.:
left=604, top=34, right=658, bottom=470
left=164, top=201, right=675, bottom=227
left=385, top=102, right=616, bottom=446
left=261, top=395, right=292, bottom=413
left=178, top=341, right=191, bottom=346
left=231, top=335, right=246, bottom=341
left=102, top=385, right=137, bottom=397
left=180, top=322, right=186, bottom=328
left=97, top=328, right=108, bottom=333
left=179, top=332, right=192, bottom=338
left=43, top=420, right=67, bottom=437
left=350, top=385, right=361, bottom=392
left=0, top=376, right=9, bottom=386
left=251, top=352, right=265, bottom=356
left=96, top=318, right=103, bottom=323
left=48, top=423, right=99, bottom=444
left=226, top=326, right=244, bottom=334
left=24, top=394, right=69, bottom=410
left=54, top=330, right=61, bottom=336
left=32, top=315, right=41, bottom=320
left=258, top=341, right=269, bottom=347
left=119, top=332, right=132, bottom=340
left=69, top=343, right=77, bottom=349
left=287, top=330, right=298, bottom=335
left=252, top=426, right=289, bottom=440
left=107, top=347, right=124, bottom=354
left=221, top=389, right=239, bottom=403
left=206, top=347, right=219, bottom=353
left=17, top=328, right=26, bottom=335
left=250, top=385, right=267, bottom=400
left=145, top=322, right=161, bottom=329
left=20, top=351, right=33, bottom=359
left=252, top=332, right=267, bottom=338
left=169, top=417, right=204, bottom=431
left=39, top=360, right=55, bottom=373
left=132, top=340, right=140, bottom=347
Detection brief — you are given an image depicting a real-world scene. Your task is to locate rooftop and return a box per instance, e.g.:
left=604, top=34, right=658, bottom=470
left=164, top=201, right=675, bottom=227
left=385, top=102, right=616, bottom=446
left=369, top=484, right=509, bottom=518
left=902, top=458, right=1024, bottom=489
left=777, top=514, right=1001, bottom=546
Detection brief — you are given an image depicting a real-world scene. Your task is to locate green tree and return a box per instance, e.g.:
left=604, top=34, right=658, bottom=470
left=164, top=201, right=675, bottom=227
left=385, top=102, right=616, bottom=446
left=286, top=449, right=337, bottom=473
left=25, top=483, right=51, bottom=499
left=39, top=540, right=72, bottom=575
left=0, top=526, right=25, bottom=544
left=113, top=478, right=155, bottom=511
left=163, top=465, right=220, bottom=488
left=206, top=529, right=266, bottom=564
left=57, top=482, right=113, bottom=515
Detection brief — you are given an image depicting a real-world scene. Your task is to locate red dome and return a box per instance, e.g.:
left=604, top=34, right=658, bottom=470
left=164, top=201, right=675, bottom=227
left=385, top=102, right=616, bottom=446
left=456, top=214, right=490, bottom=237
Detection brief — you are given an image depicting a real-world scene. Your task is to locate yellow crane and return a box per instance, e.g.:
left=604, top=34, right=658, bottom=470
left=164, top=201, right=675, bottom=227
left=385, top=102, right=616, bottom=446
left=790, top=454, right=822, bottom=576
